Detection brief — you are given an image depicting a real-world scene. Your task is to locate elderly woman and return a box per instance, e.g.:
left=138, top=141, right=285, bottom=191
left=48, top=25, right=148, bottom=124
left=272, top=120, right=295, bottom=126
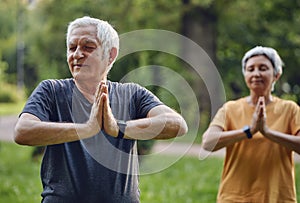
left=202, top=46, right=300, bottom=203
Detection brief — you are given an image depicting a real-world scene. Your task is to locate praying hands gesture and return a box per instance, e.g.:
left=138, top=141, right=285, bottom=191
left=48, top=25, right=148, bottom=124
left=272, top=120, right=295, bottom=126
left=87, top=81, right=188, bottom=140
left=250, top=96, right=268, bottom=136
left=249, top=96, right=300, bottom=154
left=87, top=81, right=119, bottom=138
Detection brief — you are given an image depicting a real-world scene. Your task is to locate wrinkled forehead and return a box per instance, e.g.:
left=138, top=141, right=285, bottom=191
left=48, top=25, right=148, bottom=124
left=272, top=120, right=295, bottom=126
left=67, top=25, right=100, bottom=45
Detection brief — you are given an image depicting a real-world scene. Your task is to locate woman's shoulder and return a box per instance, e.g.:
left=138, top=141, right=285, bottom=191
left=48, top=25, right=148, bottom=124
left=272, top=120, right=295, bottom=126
left=223, top=97, right=247, bottom=108
left=273, top=96, right=299, bottom=110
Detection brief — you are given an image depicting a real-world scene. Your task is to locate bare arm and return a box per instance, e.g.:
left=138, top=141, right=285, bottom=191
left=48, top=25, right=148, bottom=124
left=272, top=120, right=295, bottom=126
left=256, top=97, right=300, bottom=154
left=202, top=97, right=263, bottom=152
left=14, top=113, right=98, bottom=146
left=124, top=105, right=188, bottom=140
left=100, top=83, right=188, bottom=140
left=201, top=125, right=248, bottom=152
left=14, top=83, right=104, bottom=146
left=263, top=130, right=300, bottom=154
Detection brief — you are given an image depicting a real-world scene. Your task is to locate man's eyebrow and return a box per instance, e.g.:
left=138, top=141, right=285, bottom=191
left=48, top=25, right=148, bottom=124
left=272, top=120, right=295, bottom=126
left=84, top=39, right=96, bottom=43
left=67, top=39, right=77, bottom=46
left=84, top=38, right=101, bottom=45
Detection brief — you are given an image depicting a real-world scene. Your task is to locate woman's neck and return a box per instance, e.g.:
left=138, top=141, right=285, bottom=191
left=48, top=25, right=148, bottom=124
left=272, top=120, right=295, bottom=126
left=247, top=94, right=273, bottom=106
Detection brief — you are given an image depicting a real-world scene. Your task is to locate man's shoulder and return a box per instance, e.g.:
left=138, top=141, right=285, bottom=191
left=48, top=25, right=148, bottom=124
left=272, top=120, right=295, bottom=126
left=108, top=81, right=142, bottom=89
left=108, top=81, right=146, bottom=96
left=38, top=78, right=74, bottom=90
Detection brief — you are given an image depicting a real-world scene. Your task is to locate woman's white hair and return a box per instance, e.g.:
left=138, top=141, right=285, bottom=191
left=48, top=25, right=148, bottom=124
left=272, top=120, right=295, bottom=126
left=241, top=46, right=284, bottom=91
left=66, top=16, right=119, bottom=68
left=242, top=46, right=283, bottom=76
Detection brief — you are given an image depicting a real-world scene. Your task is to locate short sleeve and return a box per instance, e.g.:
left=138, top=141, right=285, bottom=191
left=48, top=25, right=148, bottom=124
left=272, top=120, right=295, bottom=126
left=291, top=102, right=300, bottom=135
left=209, top=104, right=226, bottom=130
left=132, top=85, right=163, bottom=119
left=21, top=80, right=55, bottom=121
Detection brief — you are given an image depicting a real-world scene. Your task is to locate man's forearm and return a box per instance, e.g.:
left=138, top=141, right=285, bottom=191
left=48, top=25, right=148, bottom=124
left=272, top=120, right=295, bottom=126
left=14, top=114, right=97, bottom=146
left=124, top=113, right=188, bottom=140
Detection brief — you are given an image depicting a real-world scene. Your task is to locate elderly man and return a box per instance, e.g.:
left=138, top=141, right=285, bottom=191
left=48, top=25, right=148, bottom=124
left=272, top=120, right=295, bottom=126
left=14, top=16, right=187, bottom=203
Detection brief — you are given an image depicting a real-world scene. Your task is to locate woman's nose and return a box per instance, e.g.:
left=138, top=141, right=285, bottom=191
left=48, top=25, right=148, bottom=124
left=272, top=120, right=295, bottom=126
left=253, top=68, right=261, bottom=76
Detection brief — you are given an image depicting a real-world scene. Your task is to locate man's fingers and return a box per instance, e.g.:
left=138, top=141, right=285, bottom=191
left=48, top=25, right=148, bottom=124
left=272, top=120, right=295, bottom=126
left=102, top=93, right=109, bottom=115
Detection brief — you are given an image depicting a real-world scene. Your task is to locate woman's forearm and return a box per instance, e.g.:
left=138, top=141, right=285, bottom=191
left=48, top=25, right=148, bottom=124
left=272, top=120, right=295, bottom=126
left=263, top=129, right=300, bottom=154
left=202, top=126, right=248, bottom=152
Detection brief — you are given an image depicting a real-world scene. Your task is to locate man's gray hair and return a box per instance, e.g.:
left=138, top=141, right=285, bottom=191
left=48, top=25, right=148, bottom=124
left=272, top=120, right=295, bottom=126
left=66, top=16, right=119, bottom=66
left=241, top=46, right=283, bottom=76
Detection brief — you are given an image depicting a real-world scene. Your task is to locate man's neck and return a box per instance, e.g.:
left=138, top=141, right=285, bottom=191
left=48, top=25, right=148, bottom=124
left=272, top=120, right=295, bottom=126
left=74, top=78, right=107, bottom=103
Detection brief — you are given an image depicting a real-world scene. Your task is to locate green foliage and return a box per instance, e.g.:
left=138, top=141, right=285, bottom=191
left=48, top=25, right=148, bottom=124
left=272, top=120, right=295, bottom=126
left=0, top=101, right=25, bottom=116
left=0, top=0, right=19, bottom=84
left=216, top=0, right=300, bottom=102
left=1, top=0, right=300, bottom=99
left=0, top=83, right=20, bottom=103
left=281, top=93, right=298, bottom=102
left=0, top=0, right=300, bottom=136
left=0, top=51, right=22, bottom=103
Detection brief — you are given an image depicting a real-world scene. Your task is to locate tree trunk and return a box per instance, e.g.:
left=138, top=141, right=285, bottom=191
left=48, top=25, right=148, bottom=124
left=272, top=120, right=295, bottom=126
left=181, top=0, right=222, bottom=120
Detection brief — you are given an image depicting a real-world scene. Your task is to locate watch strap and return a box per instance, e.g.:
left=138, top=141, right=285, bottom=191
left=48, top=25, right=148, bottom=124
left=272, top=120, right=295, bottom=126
left=243, top=125, right=252, bottom=139
left=117, top=120, right=127, bottom=139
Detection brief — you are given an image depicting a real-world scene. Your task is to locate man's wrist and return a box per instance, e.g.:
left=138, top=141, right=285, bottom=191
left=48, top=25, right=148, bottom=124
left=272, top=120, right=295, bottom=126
left=117, top=120, right=127, bottom=139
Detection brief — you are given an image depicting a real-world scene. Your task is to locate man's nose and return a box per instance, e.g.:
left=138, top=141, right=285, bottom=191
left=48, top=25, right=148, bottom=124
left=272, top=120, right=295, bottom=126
left=74, top=47, right=83, bottom=59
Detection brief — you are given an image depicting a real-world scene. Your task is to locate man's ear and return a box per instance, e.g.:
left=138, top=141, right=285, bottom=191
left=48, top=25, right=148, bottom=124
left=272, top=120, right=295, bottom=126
left=108, top=47, right=118, bottom=66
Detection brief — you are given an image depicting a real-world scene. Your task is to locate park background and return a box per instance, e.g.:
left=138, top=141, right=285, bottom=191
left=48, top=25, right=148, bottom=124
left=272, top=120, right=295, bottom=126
left=0, top=0, right=300, bottom=202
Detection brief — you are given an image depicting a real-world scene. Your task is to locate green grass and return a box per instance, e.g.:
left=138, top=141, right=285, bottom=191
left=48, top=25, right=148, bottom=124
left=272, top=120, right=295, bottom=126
left=0, top=142, right=42, bottom=202
left=0, top=101, right=25, bottom=116
left=139, top=156, right=222, bottom=202
left=1, top=141, right=300, bottom=203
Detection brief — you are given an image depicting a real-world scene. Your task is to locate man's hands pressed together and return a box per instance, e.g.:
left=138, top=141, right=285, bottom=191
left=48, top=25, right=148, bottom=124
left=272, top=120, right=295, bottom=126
left=87, top=81, right=119, bottom=138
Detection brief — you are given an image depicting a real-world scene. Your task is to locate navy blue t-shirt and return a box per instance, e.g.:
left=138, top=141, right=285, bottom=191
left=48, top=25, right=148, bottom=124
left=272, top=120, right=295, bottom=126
left=21, top=79, right=162, bottom=203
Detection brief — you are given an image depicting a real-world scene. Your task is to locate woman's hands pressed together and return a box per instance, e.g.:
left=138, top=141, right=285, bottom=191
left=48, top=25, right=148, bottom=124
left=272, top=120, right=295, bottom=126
left=250, top=96, right=268, bottom=136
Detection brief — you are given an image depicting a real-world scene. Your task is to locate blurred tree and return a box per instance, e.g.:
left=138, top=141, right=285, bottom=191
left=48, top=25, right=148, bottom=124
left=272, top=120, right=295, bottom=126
left=0, top=0, right=18, bottom=84
left=1, top=0, right=299, bottom=101
left=1, top=0, right=299, bottom=129
left=217, top=0, right=300, bottom=103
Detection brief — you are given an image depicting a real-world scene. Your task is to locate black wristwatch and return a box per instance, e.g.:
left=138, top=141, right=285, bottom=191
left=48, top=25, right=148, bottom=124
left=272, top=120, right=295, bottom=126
left=117, top=120, right=127, bottom=139
left=243, top=125, right=252, bottom=139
